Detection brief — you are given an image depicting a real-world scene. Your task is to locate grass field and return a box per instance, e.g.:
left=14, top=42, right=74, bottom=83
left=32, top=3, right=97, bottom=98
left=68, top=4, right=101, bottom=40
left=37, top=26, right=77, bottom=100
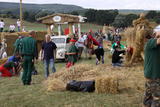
left=0, top=51, right=144, bottom=107
left=1, top=18, right=103, bottom=32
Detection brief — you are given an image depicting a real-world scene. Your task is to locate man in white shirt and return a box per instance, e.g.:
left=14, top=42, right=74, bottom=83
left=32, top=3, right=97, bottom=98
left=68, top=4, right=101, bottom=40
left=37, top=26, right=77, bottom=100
left=9, top=24, right=16, bottom=33
left=75, top=33, right=85, bottom=59
left=0, top=20, right=5, bottom=32
left=83, top=34, right=88, bottom=58
left=17, top=19, right=21, bottom=32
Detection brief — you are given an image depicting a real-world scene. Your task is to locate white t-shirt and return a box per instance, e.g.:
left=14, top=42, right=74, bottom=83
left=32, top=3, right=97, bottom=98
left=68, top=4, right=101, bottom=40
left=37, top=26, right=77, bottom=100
left=83, top=35, right=87, bottom=40
left=0, top=22, right=5, bottom=28
left=17, top=21, right=21, bottom=27
left=9, top=25, right=15, bottom=31
left=2, top=51, right=7, bottom=59
left=76, top=37, right=85, bottom=48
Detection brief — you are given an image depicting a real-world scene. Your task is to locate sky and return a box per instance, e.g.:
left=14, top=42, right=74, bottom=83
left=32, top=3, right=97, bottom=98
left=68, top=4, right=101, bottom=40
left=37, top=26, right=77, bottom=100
left=0, top=0, right=160, bottom=10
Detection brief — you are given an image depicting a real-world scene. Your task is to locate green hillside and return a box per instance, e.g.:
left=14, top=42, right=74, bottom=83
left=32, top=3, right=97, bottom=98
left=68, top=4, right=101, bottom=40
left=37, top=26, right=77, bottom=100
left=0, top=2, right=84, bottom=14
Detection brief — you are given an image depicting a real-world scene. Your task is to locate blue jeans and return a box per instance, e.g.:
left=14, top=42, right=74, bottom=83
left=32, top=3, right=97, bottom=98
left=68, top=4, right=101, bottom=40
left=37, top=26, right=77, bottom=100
left=18, top=26, right=20, bottom=32
left=44, top=58, right=56, bottom=78
left=112, top=63, right=121, bottom=67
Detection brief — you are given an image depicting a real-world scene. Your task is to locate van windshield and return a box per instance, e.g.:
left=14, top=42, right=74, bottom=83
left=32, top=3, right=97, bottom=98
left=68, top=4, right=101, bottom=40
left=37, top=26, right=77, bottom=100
left=52, top=38, right=66, bottom=44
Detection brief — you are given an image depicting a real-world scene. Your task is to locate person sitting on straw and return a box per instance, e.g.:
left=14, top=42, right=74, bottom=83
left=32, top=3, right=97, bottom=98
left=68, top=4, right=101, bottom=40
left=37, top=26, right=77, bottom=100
left=66, top=39, right=78, bottom=68
left=112, top=46, right=125, bottom=67
left=111, top=41, right=126, bottom=54
left=7, top=53, right=21, bottom=75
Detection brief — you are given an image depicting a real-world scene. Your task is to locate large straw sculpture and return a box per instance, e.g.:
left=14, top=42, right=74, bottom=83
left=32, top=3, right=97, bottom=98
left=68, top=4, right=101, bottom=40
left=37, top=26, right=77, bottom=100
left=124, top=13, right=154, bottom=65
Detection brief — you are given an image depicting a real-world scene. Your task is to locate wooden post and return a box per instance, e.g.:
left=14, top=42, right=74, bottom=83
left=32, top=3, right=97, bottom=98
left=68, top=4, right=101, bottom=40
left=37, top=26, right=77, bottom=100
left=72, top=24, right=75, bottom=34
left=47, top=25, right=52, bottom=35
left=78, top=23, right=81, bottom=38
left=58, top=24, right=61, bottom=36
left=69, top=23, right=73, bottom=36
left=20, top=0, right=23, bottom=32
left=50, top=24, right=54, bottom=35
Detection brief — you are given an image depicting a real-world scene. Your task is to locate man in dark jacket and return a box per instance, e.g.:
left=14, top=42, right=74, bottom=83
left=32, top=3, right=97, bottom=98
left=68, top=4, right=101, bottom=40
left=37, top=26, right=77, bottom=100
left=41, top=35, right=57, bottom=78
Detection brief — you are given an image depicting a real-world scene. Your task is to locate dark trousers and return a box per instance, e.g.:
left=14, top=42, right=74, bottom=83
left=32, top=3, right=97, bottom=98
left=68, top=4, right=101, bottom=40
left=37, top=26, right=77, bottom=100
left=95, top=48, right=104, bottom=61
left=0, top=28, right=3, bottom=32
left=78, top=47, right=84, bottom=59
left=22, top=56, right=33, bottom=85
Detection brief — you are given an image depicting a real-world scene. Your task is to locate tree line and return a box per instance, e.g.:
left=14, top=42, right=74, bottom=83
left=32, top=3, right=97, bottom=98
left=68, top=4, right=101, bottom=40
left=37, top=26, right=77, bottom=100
left=0, top=9, right=160, bottom=28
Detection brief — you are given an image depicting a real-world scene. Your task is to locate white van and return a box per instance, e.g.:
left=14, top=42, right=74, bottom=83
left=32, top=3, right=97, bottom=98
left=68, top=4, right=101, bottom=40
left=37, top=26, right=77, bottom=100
left=51, top=35, right=71, bottom=60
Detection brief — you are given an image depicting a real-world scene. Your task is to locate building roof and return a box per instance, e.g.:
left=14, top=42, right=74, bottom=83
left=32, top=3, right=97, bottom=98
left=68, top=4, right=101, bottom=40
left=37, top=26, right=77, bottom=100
left=37, top=13, right=86, bottom=24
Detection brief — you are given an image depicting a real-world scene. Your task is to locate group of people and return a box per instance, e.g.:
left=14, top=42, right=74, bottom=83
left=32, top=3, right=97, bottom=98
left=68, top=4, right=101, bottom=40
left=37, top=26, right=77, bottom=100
left=0, top=19, right=23, bottom=32
left=0, top=24, right=160, bottom=106
left=0, top=27, right=127, bottom=85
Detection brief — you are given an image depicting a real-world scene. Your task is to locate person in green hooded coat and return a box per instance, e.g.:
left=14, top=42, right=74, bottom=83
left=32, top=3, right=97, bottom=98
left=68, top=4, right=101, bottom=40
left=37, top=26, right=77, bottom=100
left=66, top=39, right=78, bottom=68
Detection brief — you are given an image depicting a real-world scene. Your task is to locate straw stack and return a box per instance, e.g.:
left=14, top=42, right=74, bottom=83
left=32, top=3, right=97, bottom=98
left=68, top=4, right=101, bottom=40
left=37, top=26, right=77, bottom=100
left=44, top=78, right=66, bottom=92
left=44, top=64, right=145, bottom=93
left=95, top=75, right=119, bottom=94
left=0, top=58, right=8, bottom=65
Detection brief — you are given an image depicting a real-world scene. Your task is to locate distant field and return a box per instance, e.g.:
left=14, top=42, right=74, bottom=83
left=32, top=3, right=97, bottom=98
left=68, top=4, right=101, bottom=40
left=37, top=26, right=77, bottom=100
left=1, top=18, right=103, bottom=33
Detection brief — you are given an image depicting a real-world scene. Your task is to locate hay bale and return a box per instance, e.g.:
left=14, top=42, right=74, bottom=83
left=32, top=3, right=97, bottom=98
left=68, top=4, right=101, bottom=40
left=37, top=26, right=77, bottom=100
left=45, top=78, right=66, bottom=91
left=44, top=64, right=145, bottom=93
left=95, top=75, right=119, bottom=94
left=50, top=64, right=94, bottom=83
left=0, top=58, right=8, bottom=65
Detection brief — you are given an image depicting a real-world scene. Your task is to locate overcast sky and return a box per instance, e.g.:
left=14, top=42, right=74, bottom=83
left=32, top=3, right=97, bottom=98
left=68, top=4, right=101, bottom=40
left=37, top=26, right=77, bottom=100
left=0, top=0, right=160, bottom=10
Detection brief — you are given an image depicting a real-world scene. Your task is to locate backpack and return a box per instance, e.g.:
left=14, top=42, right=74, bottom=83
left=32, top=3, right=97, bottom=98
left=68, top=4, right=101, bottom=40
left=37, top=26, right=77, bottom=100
left=66, top=80, right=95, bottom=92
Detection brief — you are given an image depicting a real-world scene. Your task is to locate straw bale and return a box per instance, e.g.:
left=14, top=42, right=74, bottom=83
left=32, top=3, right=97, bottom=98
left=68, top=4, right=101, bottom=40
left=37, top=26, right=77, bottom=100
left=44, top=64, right=145, bottom=93
left=0, top=31, right=47, bottom=56
left=17, top=32, right=29, bottom=37
left=95, top=75, right=119, bottom=94
left=49, top=64, right=94, bottom=83
left=5, top=33, right=19, bottom=56
left=0, top=58, right=8, bottom=65
left=44, top=78, right=66, bottom=91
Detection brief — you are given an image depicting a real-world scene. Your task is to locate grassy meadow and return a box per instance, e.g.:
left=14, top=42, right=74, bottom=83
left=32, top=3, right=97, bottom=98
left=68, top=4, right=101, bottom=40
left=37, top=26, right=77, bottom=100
left=0, top=52, right=144, bottom=107
left=1, top=18, right=103, bottom=32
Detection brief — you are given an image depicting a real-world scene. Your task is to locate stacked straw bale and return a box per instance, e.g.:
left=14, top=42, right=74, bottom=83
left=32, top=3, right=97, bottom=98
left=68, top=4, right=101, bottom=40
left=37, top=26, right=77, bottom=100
left=44, top=63, right=144, bottom=94
left=0, top=58, right=8, bottom=65
left=44, top=78, right=66, bottom=92
left=95, top=75, right=119, bottom=94
left=0, top=31, right=47, bottom=56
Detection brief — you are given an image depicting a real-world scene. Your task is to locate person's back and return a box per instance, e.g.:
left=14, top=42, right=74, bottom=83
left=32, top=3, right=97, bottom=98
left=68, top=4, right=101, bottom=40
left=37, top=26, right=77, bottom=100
left=143, top=30, right=160, bottom=107
left=21, top=37, right=37, bottom=57
left=144, top=38, right=160, bottom=79
left=21, top=31, right=38, bottom=85
left=112, top=47, right=125, bottom=65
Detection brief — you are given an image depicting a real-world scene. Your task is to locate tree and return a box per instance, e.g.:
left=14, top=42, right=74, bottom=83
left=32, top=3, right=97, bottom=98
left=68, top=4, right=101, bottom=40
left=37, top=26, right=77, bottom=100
left=125, top=14, right=138, bottom=26
left=84, top=9, right=97, bottom=23
left=6, top=11, right=13, bottom=18
left=23, top=11, right=29, bottom=20
left=70, top=11, right=79, bottom=15
left=84, top=9, right=118, bottom=25
left=112, top=14, right=127, bottom=28
left=146, top=11, right=157, bottom=19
